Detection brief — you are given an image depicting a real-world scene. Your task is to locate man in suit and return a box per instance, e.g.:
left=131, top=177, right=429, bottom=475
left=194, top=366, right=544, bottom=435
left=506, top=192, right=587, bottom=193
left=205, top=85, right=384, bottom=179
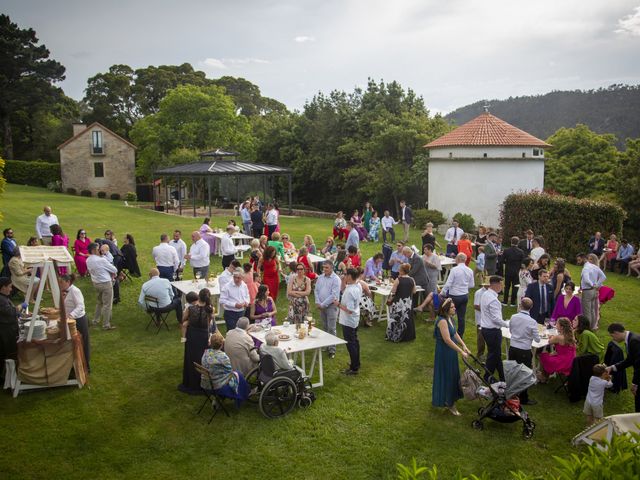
left=607, top=323, right=640, bottom=412
left=484, top=232, right=499, bottom=275
left=518, top=230, right=535, bottom=256
left=402, top=246, right=428, bottom=291
left=399, top=200, right=412, bottom=243
left=588, top=231, right=605, bottom=257
left=502, top=236, right=525, bottom=307
left=524, top=269, right=553, bottom=324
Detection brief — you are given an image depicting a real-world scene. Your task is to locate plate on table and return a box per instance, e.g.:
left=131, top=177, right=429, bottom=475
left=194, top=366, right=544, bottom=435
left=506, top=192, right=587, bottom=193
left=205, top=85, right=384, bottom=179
left=272, top=329, right=282, bottom=335
left=369, top=286, right=378, bottom=291
left=278, top=334, right=291, bottom=341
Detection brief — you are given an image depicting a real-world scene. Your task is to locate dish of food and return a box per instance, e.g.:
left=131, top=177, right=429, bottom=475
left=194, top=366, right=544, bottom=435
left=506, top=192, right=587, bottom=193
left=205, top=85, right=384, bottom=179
left=369, top=286, right=378, bottom=291
left=272, top=329, right=282, bottom=334
left=278, top=334, right=291, bottom=341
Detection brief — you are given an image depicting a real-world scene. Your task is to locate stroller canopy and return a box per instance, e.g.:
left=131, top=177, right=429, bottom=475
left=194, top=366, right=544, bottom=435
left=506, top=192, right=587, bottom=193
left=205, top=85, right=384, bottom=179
left=503, top=360, right=537, bottom=399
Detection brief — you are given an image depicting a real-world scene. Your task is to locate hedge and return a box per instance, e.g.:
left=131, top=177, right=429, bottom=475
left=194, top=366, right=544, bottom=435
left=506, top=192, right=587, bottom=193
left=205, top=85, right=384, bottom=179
left=4, top=160, right=60, bottom=188
left=412, top=209, right=447, bottom=229
left=500, top=192, right=626, bottom=259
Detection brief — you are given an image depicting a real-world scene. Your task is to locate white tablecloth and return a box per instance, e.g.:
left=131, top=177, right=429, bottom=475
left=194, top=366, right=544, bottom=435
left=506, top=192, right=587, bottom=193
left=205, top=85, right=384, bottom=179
left=501, top=323, right=556, bottom=368
left=210, top=232, right=254, bottom=255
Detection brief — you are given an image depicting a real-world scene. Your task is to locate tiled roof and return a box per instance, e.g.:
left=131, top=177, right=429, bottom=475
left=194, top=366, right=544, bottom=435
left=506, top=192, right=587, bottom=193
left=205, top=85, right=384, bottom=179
left=425, top=112, right=550, bottom=148
left=57, top=122, right=137, bottom=150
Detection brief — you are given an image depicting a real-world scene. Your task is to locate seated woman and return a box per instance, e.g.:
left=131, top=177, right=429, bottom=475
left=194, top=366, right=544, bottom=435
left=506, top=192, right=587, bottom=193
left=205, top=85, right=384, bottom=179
left=267, top=232, right=285, bottom=260
left=250, top=284, right=277, bottom=326
left=628, top=254, right=640, bottom=277
left=333, top=211, right=348, bottom=240
left=121, top=233, right=141, bottom=277
left=538, top=317, right=576, bottom=382
left=346, top=245, right=361, bottom=268
left=550, top=281, right=581, bottom=326
left=367, top=211, right=381, bottom=242
left=260, top=332, right=292, bottom=371
left=303, top=235, right=317, bottom=255
left=8, top=248, right=38, bottom=302
left=357, top=267, right=375, bottom=327
left=321, top=237, right=337, bottom=260
left=603, top=234, right=618, bottom=270
left=200, top=331, right=250, bottom=407
left=297, top=246, right=318, bottom=280
left=575, top=315, right=604, bottom=359
left=281, top=233, right=296, bottom=254
left=350, top=209, right=368, bottom=241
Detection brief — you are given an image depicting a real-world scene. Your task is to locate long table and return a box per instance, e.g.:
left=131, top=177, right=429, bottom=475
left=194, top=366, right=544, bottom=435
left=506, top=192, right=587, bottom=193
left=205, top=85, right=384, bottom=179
left=210, top=232, right=254, bottom=256
left=249, top=324, right=346, bottom=388
left=501, top=323, right=555, bottom=369
left=172, top=279, right=223, bottom=324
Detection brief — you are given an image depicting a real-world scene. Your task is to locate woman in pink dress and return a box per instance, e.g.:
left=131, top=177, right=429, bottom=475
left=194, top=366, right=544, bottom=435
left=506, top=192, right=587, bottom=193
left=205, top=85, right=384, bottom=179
left=550, top=282, right=581, bottom=327
left=538, top=317, right=576, bottom=381
left=603, top=234, right=618, bottom=270
left=73, top=229, right=92, bottom=277
left=199, top=217, right=218, bottom=255
left=50, top=224, right=70, bottom=275
left=242, top=263, right=259, bottom=304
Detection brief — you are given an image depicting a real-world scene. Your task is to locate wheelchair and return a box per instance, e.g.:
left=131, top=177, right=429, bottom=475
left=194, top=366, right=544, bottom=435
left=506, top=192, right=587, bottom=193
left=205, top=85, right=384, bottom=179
left=245, top=353, right=316, bottom=419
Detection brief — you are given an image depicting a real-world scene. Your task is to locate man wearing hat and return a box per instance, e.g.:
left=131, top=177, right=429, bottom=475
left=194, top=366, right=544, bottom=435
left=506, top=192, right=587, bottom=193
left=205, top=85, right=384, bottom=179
left=484, top=232, right=499, bottom=275
left=473, top=279, right=490, bottom=359
left=219, top=268, right=250, bottom=331
left=220, top=224, right=237, bottom=269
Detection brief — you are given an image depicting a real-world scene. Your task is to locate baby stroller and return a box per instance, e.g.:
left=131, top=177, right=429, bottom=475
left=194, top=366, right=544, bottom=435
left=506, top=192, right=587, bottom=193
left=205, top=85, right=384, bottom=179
left=461, top=354, right=537, bottom=439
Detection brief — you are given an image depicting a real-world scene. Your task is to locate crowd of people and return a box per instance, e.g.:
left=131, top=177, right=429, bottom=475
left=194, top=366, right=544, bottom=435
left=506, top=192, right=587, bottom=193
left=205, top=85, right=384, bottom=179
left=1, top=202, right=639, bottom=424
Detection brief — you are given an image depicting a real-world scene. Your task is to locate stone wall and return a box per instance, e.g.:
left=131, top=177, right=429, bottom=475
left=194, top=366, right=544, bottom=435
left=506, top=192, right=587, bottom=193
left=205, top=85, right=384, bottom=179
left=60, top=126, right=136, bottom=197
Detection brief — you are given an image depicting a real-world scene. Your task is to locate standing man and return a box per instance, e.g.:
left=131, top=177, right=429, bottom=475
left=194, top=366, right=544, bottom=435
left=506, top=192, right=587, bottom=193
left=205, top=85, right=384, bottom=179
left=399, top=200, right=412, bottom=243
left=170, top=230, right=187, bottom=280
left=250, top=203, right=264, bottom=239
left=473, top=280, right=489, bottom=359
left=577, top=253, right=606, bottom=330
left=442, top=253, right=475, bottom=337
left=152, top=234, right=180, bottom=281
left=502, top=236, right=525, bottom=307
left=35, top=206, right=59, bottom=245
left=480, top=275, right=508, bottom=381
left=1, top=228, right=17, bottom=274
left=240, top=201, right=252, bottom=236
left=524, top=269, right=553, bottom=324
left=402, top=246, right=428, bottom=291
left=184, top=231, right=210, bottom=279
left=606, top=323, right=640, bottom=412
left=508, top=297, right=540, bottom=405
left=315, top=261, right=341, bottom=359
left=444, top=220, right=464, bottom=258
left=265, top=203, right=278, bottom=239
left=138, top=268, right=182, bottom=324
left=484, top=232, right=499, bottom=275
left=345, top=223, right=360, bottom=251
left=219, top=268, right=250, bottom=331
left=86, top=242, right=117, bottom=330
left=336, top=268, right=361, bottom=375
left=220, top=225, right=237, bottom=269
left=381, top=210, right=397, bottom=243
left=518, top=230, right=535, bottom=256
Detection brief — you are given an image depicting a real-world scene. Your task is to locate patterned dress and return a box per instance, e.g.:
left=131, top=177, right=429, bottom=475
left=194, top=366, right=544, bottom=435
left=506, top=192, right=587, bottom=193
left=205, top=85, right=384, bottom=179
left=287, top=276, right=310, bottom=324
left=386, top=276, right=416, bottom=342
left=368, top=217, right=381, bottom=241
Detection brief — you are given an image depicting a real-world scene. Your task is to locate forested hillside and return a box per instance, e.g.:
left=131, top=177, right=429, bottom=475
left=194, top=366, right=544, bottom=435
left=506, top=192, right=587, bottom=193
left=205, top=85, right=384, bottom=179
left=445, top=85, right=640, bottom=146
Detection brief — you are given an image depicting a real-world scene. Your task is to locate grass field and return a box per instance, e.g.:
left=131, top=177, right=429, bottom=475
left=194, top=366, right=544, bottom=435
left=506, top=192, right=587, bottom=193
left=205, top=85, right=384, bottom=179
left=0, top=184, right=638, bottom=480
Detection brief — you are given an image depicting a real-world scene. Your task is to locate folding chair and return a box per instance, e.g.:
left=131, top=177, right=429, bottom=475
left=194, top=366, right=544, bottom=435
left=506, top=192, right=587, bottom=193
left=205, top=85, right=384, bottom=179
left=144, top=295, right=171, bottom=333
left=193, top=362, right=231, bottom=423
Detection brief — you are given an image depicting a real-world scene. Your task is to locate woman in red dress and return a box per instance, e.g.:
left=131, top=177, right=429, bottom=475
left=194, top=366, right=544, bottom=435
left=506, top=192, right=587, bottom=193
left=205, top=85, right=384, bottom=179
left=297, top=246, right=318, bottom=280
left=258, top=245, right=281, bottom=301
left=73, top=229, right=92, bottom=277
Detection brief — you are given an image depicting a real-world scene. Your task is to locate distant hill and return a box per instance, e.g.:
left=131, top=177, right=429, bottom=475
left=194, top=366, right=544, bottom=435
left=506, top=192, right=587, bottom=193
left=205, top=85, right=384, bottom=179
left=444, top=84, right=640, bottom=147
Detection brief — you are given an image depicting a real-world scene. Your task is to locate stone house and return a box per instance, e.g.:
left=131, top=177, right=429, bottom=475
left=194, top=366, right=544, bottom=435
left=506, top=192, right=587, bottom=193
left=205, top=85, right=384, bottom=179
left=424, top=110, right=550, bottom=227
left=58, top=122, right=136, bottom=197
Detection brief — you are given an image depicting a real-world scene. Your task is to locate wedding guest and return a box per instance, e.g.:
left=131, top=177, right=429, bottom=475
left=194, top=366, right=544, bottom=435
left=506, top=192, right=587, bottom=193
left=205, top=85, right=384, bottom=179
left=240, top=201, right=252, bottom=236
left=363, top=253, right=384, bottom=282
left=337, top=268, right=362, bottom=375
left=260, top=333, right=292, bottom=371
left=517, top=258, right=534, bottom=307
left=287, top=262, right=311, bottom=324
left=422, top=243, right=441, bottom=295
left=303, top=235, right=317, bottom=255
left=525, top=269, right=553, bottom=324
left=577, top=253, right=606, bottom=330
left=386, top=263, right=416, bottom=342
left=265, top=203, right=279, bottom=239
left=457, top=233, right=474, bottom=267
left=297, top=246, right=318, bottom=280
left=138, top=268, right=182, bottom=323
left=219, top=268, right=250, bottom=331
left=8, top=249, right=38, bottom=302
left=529, top=237, right=545, bottom=262
left=345, top=223, right=360, bottom=251
left=480, top=276, right=508, bottom=381
left=250, top=203, right=265, bottom=238
left=185, top=231, right=210, bottom=279
left=550, top=281, right=581, bottom=326
left=517, top=229, right=535, bottom=256
left=442, top=253, right=475, bottom=337
left=1, top=228, right=16, bottom=272
left=321, top=237, right=337, bottom=260
left=538, top=318, right=576, bottom=383
left=333, top=211, right=348, bottom=240
left=350, top=209, right=368, bottom=241
left=550, top=258, right=571, bottom=299
left=86, top=242, right=117, bottom=330
left=368, top=211, right=381, bottom=242
left=484, top=232, right=499, bottom=275
left=281, top=234, right=296, bottom=253
left=121, top=234, right=141, bottom=277
left=603, top=234, right=619, bottom=270
left=153, top=234, right=180, bottom=281
left=575, top=315, right=604, bottom=359
left=473, top=280, right=489, bottom=358
left=363, top=201, right=374, bottom=233
left=381, top=210, right=397, bottom=243
left=35, top=205, right=59, bottom=245
left=612, top=239, right=634, bottom=274
left=250, top=284, right=277, bottom=325
left=588, top=231, right=605, bottom=257
left=606, top=323, right=640, bottom=412
left=50, top=224, right=69, bottom=275
left=170, top=230, right=188, bottom=279
left=389, top=242, right=407, bottom=280
left=399, top=200, right=412, bottom=243
left=421, top=222, right=440, bottom=251
left=507, top=297, right=539, bottom=405
left=73, top=229, right=91, bottom=277
left=258, top=246, right=280, bottom=301
left=403, top=246, right=428, bottom=291
left=0, top=277, right=22, bottom=378
left=224, top=317, right=260, bottom=377
left=444, top=220, right=464, bottom=258
left=475, top=246, right=486, bottom=283
left=531, top=253, right=551, bottom=281
left=314, top=261, right=341, bottom=358
left=243, top=263, right=259, bottom=304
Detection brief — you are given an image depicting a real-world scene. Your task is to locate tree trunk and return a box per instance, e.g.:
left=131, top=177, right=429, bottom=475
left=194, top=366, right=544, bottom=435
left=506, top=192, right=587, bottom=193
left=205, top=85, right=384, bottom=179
left=3, top=116, right=14, bottom=159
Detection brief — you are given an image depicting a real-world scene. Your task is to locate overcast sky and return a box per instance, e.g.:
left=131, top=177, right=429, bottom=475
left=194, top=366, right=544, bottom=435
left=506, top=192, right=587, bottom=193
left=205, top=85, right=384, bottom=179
left=4, top=0, right=640, bottom=113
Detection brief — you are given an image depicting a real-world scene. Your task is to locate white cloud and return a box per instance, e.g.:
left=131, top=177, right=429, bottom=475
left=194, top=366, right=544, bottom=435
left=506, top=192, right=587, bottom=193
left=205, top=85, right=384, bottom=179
left=294, top=35, right=315, bottom=43
left=198, top=57, right=270, bottom=71
left=200, top=58, right=227, bottom=70
left=616, top=6, right=640, bottom=36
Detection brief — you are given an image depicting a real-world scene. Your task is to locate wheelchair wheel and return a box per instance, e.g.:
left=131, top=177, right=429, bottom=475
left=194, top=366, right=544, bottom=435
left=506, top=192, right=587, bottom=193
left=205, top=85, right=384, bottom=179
left=259, top=376, right=297, bottom=419
left=245, top=366, right=260, bottom=402
left=298, top=394, right=313, bottom=408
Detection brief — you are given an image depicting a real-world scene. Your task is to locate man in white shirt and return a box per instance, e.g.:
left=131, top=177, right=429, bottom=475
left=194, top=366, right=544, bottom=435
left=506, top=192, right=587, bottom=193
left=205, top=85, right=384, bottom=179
left=138, top=268, right=182, bottom=323
left=336, top=268, right=362, bottom=375
left=577, top=253, right=607, bottom=330
left=265, top=203, right=278, bottom=239
left=442, top=253, right=475, bottom=337
left=219, top=268, right=250, bottom=331
left=314, top=261, right=342, bottom=358
left=345, top=223, right=360, bottom=251
left=170, top=230, right=187, bottom=279
left=473, top=281, right=489, bottom=358
left=35, top=206, right=59, bottom=245
left=444, top=220, right=464, bottom=258
left=480, top=275, right=508, bottom=381
left=152, top=234, right=180, bottom=281
left=399, top=200, right=412, bottom=243
left=184, top=231, right=210, bottom=279
left=508, top=297, right=540, bottom=404
left=218, top=259, right=241, bottom=295
left=220, top=225, right=237, bottom=269
left=86, top=242, right=118, bottom=330
left=381, top=210, right=397, bottom=244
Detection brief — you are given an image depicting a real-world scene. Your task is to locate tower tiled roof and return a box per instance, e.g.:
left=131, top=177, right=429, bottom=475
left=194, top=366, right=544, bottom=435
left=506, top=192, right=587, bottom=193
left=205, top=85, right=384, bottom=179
left=425, top=112, right=550, bottom=148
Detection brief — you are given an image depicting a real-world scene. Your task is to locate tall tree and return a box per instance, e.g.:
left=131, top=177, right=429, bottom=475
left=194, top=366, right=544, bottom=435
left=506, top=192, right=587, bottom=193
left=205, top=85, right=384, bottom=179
left=212, top=76, right=287, bottom=116
left=616, top=138, right=640, bottom=239
left=0, top=14, right=66, bottom=159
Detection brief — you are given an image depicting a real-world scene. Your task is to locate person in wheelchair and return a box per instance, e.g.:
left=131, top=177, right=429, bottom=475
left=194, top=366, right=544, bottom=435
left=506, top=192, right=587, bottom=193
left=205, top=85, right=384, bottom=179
left=260, top=332, right=294, bottom=371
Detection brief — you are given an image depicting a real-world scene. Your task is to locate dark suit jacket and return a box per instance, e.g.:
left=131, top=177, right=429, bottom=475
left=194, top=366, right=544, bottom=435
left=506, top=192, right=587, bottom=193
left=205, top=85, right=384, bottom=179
left=588, top=237, right=605, bottom=256
left=401, top=206, right=412, bottom=224
left=524, top=281, right=554, bottom=324
left=614, top=332, right=640, bottom=385
left=502, top=246, right=525, bottom=276
left=517, top=238, right=533, bottom=256
left=484, top=241, right=498, bottom=275
left=407, top=253, right=428, bottom=290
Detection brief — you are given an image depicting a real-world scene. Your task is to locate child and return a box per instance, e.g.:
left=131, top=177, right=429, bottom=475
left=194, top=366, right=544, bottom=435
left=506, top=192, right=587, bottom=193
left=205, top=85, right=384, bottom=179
left=475, top=246, right=486, bottom=284
left=584, top=364, right=612, bottom=425
left=285, top=261, right=298, bottom=286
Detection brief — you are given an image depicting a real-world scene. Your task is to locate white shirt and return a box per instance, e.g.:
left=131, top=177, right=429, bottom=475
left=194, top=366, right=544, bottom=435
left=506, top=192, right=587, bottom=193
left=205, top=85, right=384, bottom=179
left=586, top=376, right=613, bottom=406
left=35, top=213, right=59, bottom=239
left=218, top=268, right=233, bottom=294
left=480, top=289, right=507, bottom=329
left=152, top=242, right=179, bottom=269
left=64, top=284, right=85, bottom=319
left=189, top=239, right=210, bottom=268
left=508, top=310, right=540, bottom=350
left=138, top=276, right=175, bottom=309
left=473, top=287, right=487, bottom=326
left=530, top=247, right=545, bottom=262
left=581, top=262, right=606, bottom=289
left=444, top=227, right=464, bottom=245
left=266, top=209, right=278, bottom=226
left=170, top=238, right=187, bottom=267
left=220, top=233, right=236, bottom=256
left=339, top=282, right=361, bottom=328
left=86, top=254, right=117, bottom=283
left=220, top=280, right=250, bottom=312
left=443, top=263, right=475, bottom=296
left=381, top=216, right=396, bottom=231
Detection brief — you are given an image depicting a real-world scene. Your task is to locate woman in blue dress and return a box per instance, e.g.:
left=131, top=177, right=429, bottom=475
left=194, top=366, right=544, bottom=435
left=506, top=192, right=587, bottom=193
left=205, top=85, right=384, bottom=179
left=367, top=211, right=381, bottom=242
left=432, top=298, right=470, bottom=415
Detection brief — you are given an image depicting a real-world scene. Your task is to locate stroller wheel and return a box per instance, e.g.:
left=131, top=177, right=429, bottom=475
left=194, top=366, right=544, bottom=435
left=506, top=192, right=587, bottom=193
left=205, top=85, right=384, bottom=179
left=472, top=420, right=483, bottom=431
left=477, top=407, right=484, bottom=415
left=523, top=426, right=534, bottom=439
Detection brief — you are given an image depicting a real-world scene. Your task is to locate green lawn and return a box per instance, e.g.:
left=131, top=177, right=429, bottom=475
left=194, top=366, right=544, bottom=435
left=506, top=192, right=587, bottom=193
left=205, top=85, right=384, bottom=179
left=0, top=184, right=638, bottom=480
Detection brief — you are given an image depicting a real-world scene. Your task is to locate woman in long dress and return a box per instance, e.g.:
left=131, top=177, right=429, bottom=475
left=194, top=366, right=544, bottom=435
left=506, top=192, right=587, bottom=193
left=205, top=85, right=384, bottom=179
left=517, top=258, right=534, bottom=308
left=350, top=210, right=368, bottom=241
left=368, top=211, right=381, bottom=242
left=121, top=234, right=141, bottom=277
left=50, top=224, right=69, bottom=275
left=538, top=317, right=576, bottom=382
left=432, top=298, right=470, bottom=415
left=386, top=263, right=416, bottom=342
left=286, top=263, right=311, bottom=324
left=363, top=202, right=373, bottom=233
left=199, top=217, right=218, bottom=254
left=73, top=229, right=91, bottom=277
left=179, top=288, right=214, bottom=394
left=259, top=246, right=281, bottom=302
